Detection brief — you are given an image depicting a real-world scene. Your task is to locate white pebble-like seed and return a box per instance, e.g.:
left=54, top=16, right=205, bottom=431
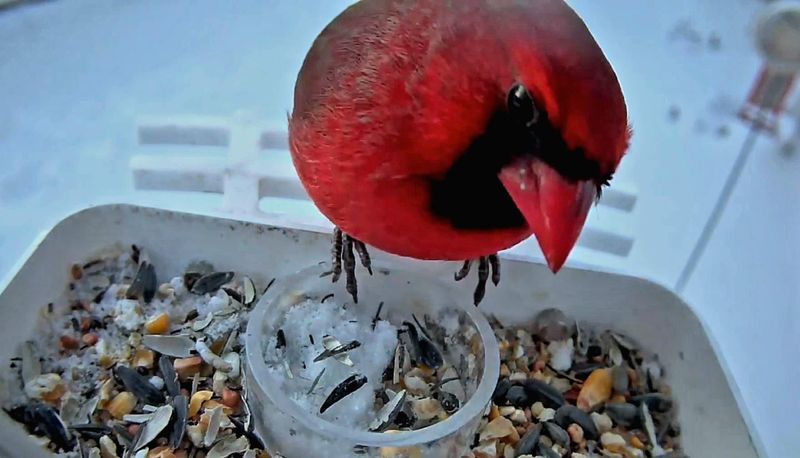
left=510, top=409, right=527, bottom=425
left=99, top=435, right=116, bottom=458
left=591, top=412, right=614, bottom=434
left=114, top=299, right=144, bottom=331
left=509, top=372, right=527, bottom=382
left=499, top=406, right=516, bottom=417
left=537, top=407, right=556, bottom=422
left=600, top=432, right=626, bottom=447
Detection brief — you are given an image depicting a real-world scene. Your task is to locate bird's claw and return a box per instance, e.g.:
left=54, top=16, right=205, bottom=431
left=330, top=228, right=372, bottom=303
left=454, top=260, right=472, bottom=281
left=352, top=239, right=373, bottom=275
left=454, top=254, right=500, bottom=306
left=331, top=228, right=344, bottom=282
left=331, top=230, right=499, bottom=306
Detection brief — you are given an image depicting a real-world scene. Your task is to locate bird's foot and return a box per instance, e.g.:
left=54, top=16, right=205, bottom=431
left=328, top=227, right=372, bottom=303
left=454, top=254, right=500, bottom=306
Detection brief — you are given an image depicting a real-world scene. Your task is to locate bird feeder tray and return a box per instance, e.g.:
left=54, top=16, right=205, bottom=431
left=0, top=204, right=761, bottom=457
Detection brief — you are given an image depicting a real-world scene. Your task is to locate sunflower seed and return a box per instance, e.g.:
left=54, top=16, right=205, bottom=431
left=207, top=434, right=250, bottom=458
left=31, top=403, right=74, bottom=451
left=319, top=335, right=355, bottom=367
left=192, top=312, right=215, bottom=331
left=369, top=389, right=406, bottom=431
left=402, top=321, right=442, bottom=369
left=609, top=342, right=623, bottom=367
left=320, top=374, right=368, bottom=414
left=314, top=338, right=361, bottom=363
left=122, top=414, right=154, bottom=423
left=133, top=405, right=173, bottom=451
left=170, top=395, right=188, bottom=449
left=631, top=393, right=673, bottom=413
left=116, top=366, right=165, bottom=405
left=74, top=396, right=99, bottom=426
left=604, top=403, right=640, bottom=428
left=555, top=404, right=599, bottom=440
left=203, top=405, right=223, bottom=447
left=642, top=402, right=666, bottom=456
left=522, top=379, right=565, bottom=409
left=543, top=421, right=570, bottom=447
left=516, top=424, right=542, bottom=455
left=192, top=272, right=234, bottom=295
left=159, top=356, right=180, bottom=398
left=143, top=335, right=194, bottom=358
left=127, top=262, right=157, bottom=304
left=241, top=276, right=257, bottom=306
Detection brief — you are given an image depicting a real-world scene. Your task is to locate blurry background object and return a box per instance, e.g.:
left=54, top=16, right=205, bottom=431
left=0, top=0, right=25, bottom=10
left=739, top=1, right=800, bottom=134
left=782, top=96, right=800, bottom=153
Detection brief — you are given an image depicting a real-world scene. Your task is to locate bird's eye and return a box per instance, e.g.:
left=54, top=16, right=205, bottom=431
left=507, top=83, right=539, bottom=127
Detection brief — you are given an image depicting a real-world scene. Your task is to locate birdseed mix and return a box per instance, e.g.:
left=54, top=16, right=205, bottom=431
left=467, top=309, right=685, bottom=458
left=1, top=245, right=268, bottom=458
left=1, top=244, right=683, bottom=458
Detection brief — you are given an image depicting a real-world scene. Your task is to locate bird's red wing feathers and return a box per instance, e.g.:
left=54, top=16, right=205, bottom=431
left=289, top=0, right=629, bottom=260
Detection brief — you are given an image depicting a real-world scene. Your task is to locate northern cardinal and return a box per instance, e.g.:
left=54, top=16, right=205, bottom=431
left=289, top=0, right=630, bottom=304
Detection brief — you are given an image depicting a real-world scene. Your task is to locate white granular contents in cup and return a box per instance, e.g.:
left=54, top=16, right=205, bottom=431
left=265, top=298, right=398, bottom=429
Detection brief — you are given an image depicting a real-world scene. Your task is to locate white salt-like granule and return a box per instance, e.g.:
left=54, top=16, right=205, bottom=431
left=114, top=298, right=145, bottom=331
left=265, top=298, right=398, bottom=429
left=196, top=290, right=232, bottom=317
left=204, top=313, right=241, bottom=342
left=440, top=311, right=461, bottom=338
left=169, top=276, right=189, bottom=296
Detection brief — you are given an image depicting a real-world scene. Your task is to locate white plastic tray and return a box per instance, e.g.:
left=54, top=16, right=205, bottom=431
left=0, top=204, right=761, bottom=457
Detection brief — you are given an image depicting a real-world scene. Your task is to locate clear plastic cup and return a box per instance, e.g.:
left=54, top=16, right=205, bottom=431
left=244, top=262, right=500, bottom=457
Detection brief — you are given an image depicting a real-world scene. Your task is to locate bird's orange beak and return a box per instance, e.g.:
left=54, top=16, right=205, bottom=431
left=499, top=156, right=595, bottom=272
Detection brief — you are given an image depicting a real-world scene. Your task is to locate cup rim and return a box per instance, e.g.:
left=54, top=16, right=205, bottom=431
left=244, top=263, right=501, bottom=448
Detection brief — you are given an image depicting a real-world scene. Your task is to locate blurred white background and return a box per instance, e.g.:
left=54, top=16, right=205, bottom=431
left=0, top=0, right=798, bottom=456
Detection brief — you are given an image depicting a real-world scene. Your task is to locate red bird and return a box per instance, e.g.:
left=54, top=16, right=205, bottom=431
left=289, top=0, right=630, bottom=304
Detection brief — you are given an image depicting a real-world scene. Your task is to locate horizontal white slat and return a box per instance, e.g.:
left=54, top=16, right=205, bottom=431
left=260, top=129, right=291, bottom=151
left=130, top=155, right=226, bottom=193
left=598, top=187, right=637, bottom=212
left=137, top=116, right=232, bottom=147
